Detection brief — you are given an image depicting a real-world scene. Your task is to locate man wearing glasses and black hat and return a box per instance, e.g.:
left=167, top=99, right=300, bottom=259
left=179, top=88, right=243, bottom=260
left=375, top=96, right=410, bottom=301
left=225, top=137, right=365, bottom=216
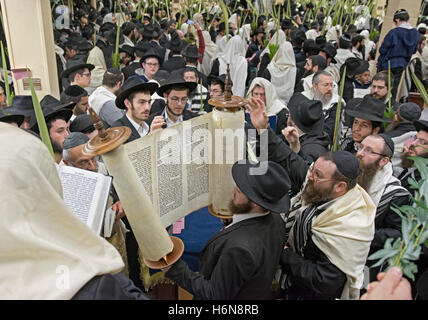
left=146, top=73, right=198, bottom=132
left=61, top=61, right=95, bottom=90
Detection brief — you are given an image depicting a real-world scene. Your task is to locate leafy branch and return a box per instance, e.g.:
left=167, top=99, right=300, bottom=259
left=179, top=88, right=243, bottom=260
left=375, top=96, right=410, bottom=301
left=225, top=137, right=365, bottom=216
left=368, top=155, right=428, bottom=281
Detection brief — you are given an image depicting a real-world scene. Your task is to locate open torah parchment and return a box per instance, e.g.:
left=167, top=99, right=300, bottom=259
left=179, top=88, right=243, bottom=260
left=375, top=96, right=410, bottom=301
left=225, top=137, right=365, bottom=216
left=122, top=110, right=245, bottom=227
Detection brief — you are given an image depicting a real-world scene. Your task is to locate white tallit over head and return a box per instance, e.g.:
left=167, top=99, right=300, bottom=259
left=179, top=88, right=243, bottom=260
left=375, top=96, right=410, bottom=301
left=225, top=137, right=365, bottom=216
left=86, top=46, right=107, bottom=95
left=266, top=41, right=297, bottom=104
left=311, top=185, right=376, bottom=300
left=238, top=24, right=252, bottom=43
left=260, top=29, right=286, bottom=63
left=228, top=13, right=238, bottom=29
left=218, top=35, right=247, bottom=97
left=246, top=77, right=287, bottom=116
left=0, top=123, right=124, bottom=299
left=199, top=30, right=218, bottom=76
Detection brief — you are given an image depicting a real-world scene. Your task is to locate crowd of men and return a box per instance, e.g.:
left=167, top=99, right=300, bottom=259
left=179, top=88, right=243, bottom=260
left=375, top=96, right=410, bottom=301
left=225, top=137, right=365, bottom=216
left=1, top=0, right=428, bottom=300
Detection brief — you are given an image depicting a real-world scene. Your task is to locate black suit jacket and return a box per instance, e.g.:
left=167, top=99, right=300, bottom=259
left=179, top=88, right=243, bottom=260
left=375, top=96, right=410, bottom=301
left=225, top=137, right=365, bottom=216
left=111, top=115, right=142, bottom=143
left=166, top=214, right=286, bottom=299
left=122, top=61, right=142, bottom=81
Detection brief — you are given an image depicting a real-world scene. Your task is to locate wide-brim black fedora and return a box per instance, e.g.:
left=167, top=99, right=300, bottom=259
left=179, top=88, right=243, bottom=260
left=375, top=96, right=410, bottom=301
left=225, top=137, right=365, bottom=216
left=140, top=49, right=161, bottom=63
left=289, top=93, right=324, bottom=135
left=30, top=107, right=73, bottom=133
left=231, top=161, right=291, bottom=214
left=157, top=72, right=197, bottom=96
left=344, top=97, right=363, bottom=127
left=115, top=76, right=159, bottom=109
left=345, top=94, right=392, bottom=123
left=321, top=44, right=337, bottom=64
left=7, top=95, right=35, bottom=117
left=166, top=32, right=187, bottom=52
left=40, top=94, right=76, bottom=112
left=0, top=108, right=24, bottom=127
left=182, top=44, right=202, bottom=59
left=61, top=63, right=95, bottom=79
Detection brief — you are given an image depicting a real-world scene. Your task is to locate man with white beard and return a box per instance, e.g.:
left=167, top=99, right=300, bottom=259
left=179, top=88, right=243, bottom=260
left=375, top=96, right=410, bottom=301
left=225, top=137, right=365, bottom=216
left=301, top=71, right=344, bottom=143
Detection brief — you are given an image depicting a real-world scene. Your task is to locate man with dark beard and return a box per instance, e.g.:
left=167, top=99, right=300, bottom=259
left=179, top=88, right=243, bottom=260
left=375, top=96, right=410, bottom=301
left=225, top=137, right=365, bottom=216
left=355, top=134, right=410, bottom=281
left=295, top=55, right=327, bottom=93
left=162, top=161, right=291, bottom=299
left=30, top=104, right=73, bottom=164
left=246, top=96, right=376, bottom=300
left=398, top=119, right=428, bottom=196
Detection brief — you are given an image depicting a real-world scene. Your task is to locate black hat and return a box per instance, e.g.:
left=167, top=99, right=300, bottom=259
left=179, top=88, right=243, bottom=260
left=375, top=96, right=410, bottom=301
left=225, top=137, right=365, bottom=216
left=345, top=94, right=392, bottom=123
left=115, top=76, right=159, bottom=109
left=0, top=108, right=24, bottom=127
left=331, top=151, right=360, bottom=179
left=30, top=106, right=73, bottom=133
left=40, top=94, right=76, bottom=112
left=321, top=43, right=337, bottom=64
left=315, top=35, right=327, bottom=46
left=231, top=160, right=291, bottom=213
left=63, top=132, right=90, bottom=150
left=251, top=27, right=265, bottom=37
left=77, top=40, right=93, bottom=52
left=7, top=96, right=35, bottom=117
left=344, top=57, right=365, bottom=76
left=140, top=49, right=161, bottom=63
left=157, top=72, right=197, bottom=96
left=63, top=85, right=87, bottom=98
left=182, top=44, right=201, bottom=59
left=166, top=31, right=187, bottom=52
left=344, top=97, right=362, bottom=127
left=70, top=114, right=95, bottom=133
left=208, top=74, right=227, bottom=86
left=303, top=39, right=320, bottom=55
left=153, top=70, right=171, bottom=86
left=143, top=24, right=158, bottom=39
left=61, top=62, right=95, bottom=79
left=134, top=41, right=152, bottom=56
left=397, top=102, right=422, bottom=122
left=378, top=133, right=395, bottom=155
left=309, top=55, right=327, bottom=70
left=120, top=44, right=135, bottom=57
left=414, top=119, right=428, bottom=133
left=288, top=93, right=324, bottom=135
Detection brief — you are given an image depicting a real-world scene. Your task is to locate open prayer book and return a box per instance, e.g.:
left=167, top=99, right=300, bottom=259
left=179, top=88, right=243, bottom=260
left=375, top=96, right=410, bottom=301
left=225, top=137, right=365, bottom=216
left=56, top=165, right=113, bottom=236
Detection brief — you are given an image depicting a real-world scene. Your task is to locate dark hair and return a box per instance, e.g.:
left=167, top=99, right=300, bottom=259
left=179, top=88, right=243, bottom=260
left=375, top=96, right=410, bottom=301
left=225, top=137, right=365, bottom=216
left=67, top=68, right=88, bottom=83
left=372, top=71, right=393, bottom=86
left=352, top=35, right=365, bottom=47
left=102, top=68, right=123, bottom=87
left=165, top=84, right=189, bottom=96
left=183, top=67, right=198, bottom=79
left=209, top=78, right=225, bottom=92
left=394, top=9, right=409, bottom=22
left=122, top=22, right=136, bottom=37
left=47, top=116, right=67, bottom=133
left=184, top=56, right=198, bottom=65
left=127, top=89, right=152, bottom=103
left=320, top=152, right=357, bottom=191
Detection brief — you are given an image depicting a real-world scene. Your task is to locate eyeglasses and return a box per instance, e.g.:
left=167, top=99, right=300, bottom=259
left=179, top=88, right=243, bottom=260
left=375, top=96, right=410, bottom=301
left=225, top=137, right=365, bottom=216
left=355, top=143, right=388, bottom=157
left=81, top=72, right=91, bottom=78
left=410, top=135, right=428, bottom=146
left=144, top=62, right=159, bottom=67
left=169, top=97, right=188, bottom=104
left=308, top=166, right=336, bottom=183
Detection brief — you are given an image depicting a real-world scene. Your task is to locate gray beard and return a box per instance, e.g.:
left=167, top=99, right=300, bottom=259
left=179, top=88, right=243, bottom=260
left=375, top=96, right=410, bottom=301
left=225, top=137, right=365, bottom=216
left=313, top=90, right=332, bottom=106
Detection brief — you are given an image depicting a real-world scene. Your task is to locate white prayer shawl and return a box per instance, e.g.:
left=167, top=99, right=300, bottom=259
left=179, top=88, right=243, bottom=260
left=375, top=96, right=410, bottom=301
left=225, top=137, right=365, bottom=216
left=326, top=25, right=342, bottom=43
left=0, top=123, right=124, bottom=299
left=218, top=35, right=247, bottom=97
left=199, top=31, right=218, bottom=76
left=305, top=29, right=320, bottom=41
left=266, top=21, right=276, bottom=35
left=89, top=85, right=116, bottom=115
left=228, top=13, right=238, bottom=31
left=86, top=46, right=107, bottom=96
left=422, top=46, right=428, bottom=81
left=260, top=30, right=286, bottom=64
left=367, top=162, right=403, bottom=208
left=311, top=185, right=376, bottom=300
left=360, top=30, right=376, bottom=61
left=239, top=24, right=252, bottom=43
left=55, top=45, right=67, bottom=70
left=246, top=77, right=288, bottom=116
left=266, top=41, right=296, bottom=104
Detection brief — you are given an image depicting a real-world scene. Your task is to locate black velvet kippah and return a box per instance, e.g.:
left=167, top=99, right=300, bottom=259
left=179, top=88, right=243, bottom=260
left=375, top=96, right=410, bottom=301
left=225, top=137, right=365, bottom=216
left=331, top=151, right=360, bottom=179
left=64, top=85, right=86, bottom=97
left=378, top=133, right=395, bottom=155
